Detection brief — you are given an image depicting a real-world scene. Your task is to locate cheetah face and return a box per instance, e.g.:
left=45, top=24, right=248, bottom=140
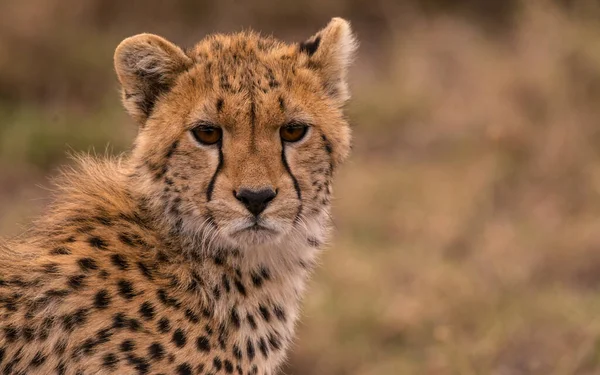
left=115, top=19, right=356, bottom=249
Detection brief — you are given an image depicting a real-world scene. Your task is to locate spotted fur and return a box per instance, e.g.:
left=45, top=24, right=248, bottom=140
left=0, top=18, right=356, bottom=375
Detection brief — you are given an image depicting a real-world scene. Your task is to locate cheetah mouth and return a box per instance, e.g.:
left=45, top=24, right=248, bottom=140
left=245, top=223, right=275, bottom=233
left=231, top=220, right=279, bottom=237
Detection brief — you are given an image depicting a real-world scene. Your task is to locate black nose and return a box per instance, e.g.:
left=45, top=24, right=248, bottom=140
left=235, top=188, right=277, bottom=216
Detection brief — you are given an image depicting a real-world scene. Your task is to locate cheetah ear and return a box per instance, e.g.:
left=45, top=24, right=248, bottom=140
left=114, top=34, right=192, bottom=125
left=299, top=18, right=358, bottom=105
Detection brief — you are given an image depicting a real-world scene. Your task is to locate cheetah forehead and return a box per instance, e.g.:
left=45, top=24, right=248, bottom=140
left=114, top=18, right=357, bottom=124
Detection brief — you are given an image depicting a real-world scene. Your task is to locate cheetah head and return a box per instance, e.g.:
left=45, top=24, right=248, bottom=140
left=114, top=18, right=356, bottom=251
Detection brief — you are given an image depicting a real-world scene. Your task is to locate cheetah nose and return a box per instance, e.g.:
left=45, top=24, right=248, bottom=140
left=234, top=188, right=277, bottom=216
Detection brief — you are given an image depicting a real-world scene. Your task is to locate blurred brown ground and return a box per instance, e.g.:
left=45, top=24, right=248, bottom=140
left=3, top=1, right=600, bottom=374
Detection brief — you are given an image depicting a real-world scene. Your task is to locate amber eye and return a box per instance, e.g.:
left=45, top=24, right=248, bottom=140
left=280, top=123, right=309, bottom=143
left=191, top=126, right=222, bottom=145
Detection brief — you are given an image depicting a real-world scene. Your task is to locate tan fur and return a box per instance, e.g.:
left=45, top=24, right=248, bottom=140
left=0, top=18, right=356, bottom=375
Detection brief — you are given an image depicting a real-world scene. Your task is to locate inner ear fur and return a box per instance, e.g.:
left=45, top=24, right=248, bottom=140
left=114, top=34, right=192, bottom=125
left=298, top=18, right=358, bottom=105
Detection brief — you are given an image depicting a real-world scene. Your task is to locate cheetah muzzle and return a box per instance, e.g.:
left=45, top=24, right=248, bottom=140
left=0, top=17, right=357, bottom=375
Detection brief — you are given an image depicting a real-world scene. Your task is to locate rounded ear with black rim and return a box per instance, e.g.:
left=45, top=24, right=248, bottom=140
left=299, top=18, right=358, bottom=106
left=114, top=34, right=192, bottom=125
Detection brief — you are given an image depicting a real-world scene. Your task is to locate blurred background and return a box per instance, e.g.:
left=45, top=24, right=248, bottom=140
left=2, top=0, right=600, bottom=373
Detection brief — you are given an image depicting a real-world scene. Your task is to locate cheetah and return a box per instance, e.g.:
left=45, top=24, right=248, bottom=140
left=0, top=17, right=356, bottom=375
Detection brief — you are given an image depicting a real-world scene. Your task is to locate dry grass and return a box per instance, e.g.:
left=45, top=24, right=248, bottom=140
left=2, top=1, right=600, bottom=374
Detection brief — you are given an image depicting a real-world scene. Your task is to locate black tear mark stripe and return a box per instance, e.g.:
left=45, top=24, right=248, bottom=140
left=281, top=145, right=303, bottom=223
left=206, top=142, right=224, bottom=202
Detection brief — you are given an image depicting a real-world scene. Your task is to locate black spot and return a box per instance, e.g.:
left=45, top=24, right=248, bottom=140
left=88, top=236, right=108, bottom=250
left=233, top=344, right=242, bottom=360
left=62, top=308, right=88, bottom=331
left=251, top=272, right=263, bottom=287
left=247, top=314, right=257, bottom=330
left=118, top=233, right=135, bottom=247
left=259, top=304, right=271, bottom=322
left=321, top=133, right=333, bottom=154
left=120, top=340, right=136, bottom=352
left=222, top=274, right=231, bottom=293
left=117, top=279, right=136, bottom=300
left=176, top=363, right=193, bottom=375
left=148, top=342, right=165, bottom=360
left=157, top=317, right=171, bottom=333
left=217, top=322, right=228, bottom=350
left=230, top=307, right=240, bottom=329
left=156, top=289, right=180, bottom=309
left=184, top=309, right=199, bottom=324
left=233, top=280, right=246, bottom=296
left=45, top=289, right=69, bottom=298
left=0, top=347, right=6, bottom=365
left=246, top=338, right=255, bottom=361
left=94, top=215, right=113, bottom=226
left=22, top=327, right=34, bottom=342
left=96, top=328, right=112, bottom=344
left=128, top=318, right=142, bottom=331
left=258, top=337, right=269, bottom=358
left=307, top=237, right=321, bottom=247
left=268, top=333, right=282, bottom=350
left=278, top=96, right=285, bottom=112
left=80, top=337, right=99, bottom=355
left=77, top=257, right=98, bottom=272
left=113, top=313, right=127, bottom=329
left=224, top=359, right=234, bottom=374
left=50, top=247, right=71, bottom=255
left=212, top=357, right=222, bottom=371
left=216, top=98, right=224, bottom=112
left=274, top=305, right=287, bottom=322
left=42, top=263, right=60, bottom=274
left=125, top=353, right=151, bottom=375
left=110, top=254, right=129, bottom=270
left=196, top=336, right=211, bottom=352
left=56, top=362, right=67, bottom=375
left=68, top=274, right=86, bottom=289
left=212, top=285, right=221, bottom=300
left=172, top=329, right=187, bottom=347
left=250, top=365, right=258, bottom=375
left=94, top=289, right=111, bottom=309
left=196, top=364, right=205, bottom=374
left=299, top=36, right=321, bottom=56
left=137, top=262, right=154, bottom=280
left=102, top=353, right=119, bottom=369
left=30, top=351, right=46, bottom=367
left=213, top=254, right=225, bottom=266
left=2, top=355, right=20, bottom=374
left=38, top=317, right=54, bottom=340
left=139, top=301, right=155, bottom=320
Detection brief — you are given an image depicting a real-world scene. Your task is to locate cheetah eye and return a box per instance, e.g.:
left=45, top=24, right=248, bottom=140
left=280, top=123, right=309, bottom=143
left=191, top=125, right=222, bottom=145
